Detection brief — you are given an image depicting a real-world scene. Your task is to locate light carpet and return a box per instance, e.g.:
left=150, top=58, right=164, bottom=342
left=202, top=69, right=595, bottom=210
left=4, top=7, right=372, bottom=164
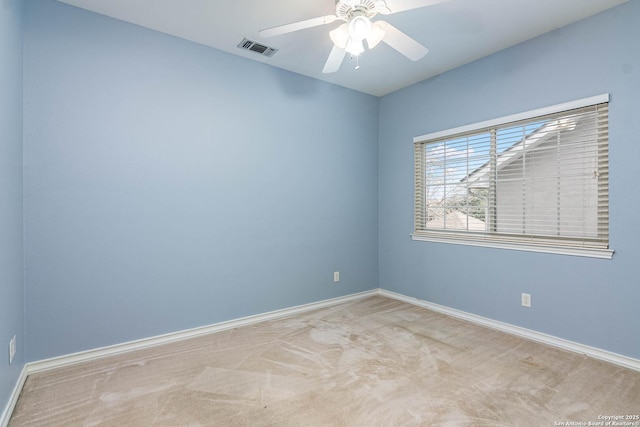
left=9, top=296, right=640, bottom=426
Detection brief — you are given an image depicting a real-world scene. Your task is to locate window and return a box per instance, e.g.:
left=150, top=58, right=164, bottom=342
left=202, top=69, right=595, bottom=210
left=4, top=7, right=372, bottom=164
left=413, top=94, right=612, bottom=258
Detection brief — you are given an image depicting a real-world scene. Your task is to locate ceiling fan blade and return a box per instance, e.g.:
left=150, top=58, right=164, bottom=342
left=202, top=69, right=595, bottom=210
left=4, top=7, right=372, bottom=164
left=259, top=15, right=337, bottom=38
left=385, top=0, right=449, bottom=14
left=378, top=21, right=428, bottom=61
left=322, top=45, right=346, bottom=73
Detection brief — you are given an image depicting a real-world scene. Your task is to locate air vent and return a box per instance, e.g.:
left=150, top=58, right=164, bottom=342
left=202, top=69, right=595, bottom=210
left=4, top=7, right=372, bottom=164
left=237, top=38, right=278, bottom=57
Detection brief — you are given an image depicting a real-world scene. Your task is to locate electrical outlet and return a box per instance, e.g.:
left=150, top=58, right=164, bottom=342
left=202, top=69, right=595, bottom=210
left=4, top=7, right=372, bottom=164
left=521, top=293, right=531, bottom=308
left=333, top=271, right=340, bottom=282
left=9, top=335, right=16, bottom=365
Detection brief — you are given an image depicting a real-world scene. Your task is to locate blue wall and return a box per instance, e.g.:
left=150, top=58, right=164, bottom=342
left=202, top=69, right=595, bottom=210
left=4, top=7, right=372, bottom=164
left=0, top=0, right=24, bottom=417
left=379, top=0, right=640, bottom=359
left=23, top=0, right=378, bottom=361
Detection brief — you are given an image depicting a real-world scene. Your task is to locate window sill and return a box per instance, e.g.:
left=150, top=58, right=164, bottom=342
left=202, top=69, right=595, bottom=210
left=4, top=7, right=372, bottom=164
left=411, top=233, right=614, bottom=259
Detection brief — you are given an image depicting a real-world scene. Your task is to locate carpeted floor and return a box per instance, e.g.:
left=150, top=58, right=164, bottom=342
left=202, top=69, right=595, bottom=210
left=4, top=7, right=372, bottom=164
left=9, top=296, right=640, bottom=426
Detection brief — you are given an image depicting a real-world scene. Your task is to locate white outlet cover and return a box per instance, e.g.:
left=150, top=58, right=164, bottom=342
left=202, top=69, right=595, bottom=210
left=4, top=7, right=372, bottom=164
left=521, top=293, right=532, bottom=308
left=333, top=271, right=340, bottom=282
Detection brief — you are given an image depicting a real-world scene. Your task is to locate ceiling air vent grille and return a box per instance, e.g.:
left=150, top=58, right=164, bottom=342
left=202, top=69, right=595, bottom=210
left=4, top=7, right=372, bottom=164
left=237, top=38, right=278, bottom=57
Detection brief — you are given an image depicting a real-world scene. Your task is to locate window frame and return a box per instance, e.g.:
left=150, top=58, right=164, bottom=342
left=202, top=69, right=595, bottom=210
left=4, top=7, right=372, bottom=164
left=412, top=94, right=613, bottom=259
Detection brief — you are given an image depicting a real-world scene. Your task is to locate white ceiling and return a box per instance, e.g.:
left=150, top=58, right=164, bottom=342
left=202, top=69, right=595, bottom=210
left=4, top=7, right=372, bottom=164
left=57, top=0, right=628, bottom=97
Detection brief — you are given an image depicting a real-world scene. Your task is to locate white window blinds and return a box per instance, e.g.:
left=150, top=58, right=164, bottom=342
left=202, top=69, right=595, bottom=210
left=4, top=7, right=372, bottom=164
left=413, top=95, right=611, bottom=258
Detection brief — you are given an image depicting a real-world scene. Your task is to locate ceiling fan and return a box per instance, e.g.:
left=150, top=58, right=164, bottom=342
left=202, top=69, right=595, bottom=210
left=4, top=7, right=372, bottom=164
left=259, top=0, right=447, bottom=73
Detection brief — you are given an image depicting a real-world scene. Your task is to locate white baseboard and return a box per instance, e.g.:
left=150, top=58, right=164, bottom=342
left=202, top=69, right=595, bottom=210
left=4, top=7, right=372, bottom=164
left=377, top=289, right=640, bottom=372
left=26, top=290, right=378, bottom=374
left=4, top=287, right=638, bottom=425
left=1, top=366, right=27, bottom=427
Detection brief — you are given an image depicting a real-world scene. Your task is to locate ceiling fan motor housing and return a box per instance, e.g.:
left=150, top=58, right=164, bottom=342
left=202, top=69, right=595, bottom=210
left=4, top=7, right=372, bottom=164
left=335, top=0, right=379, bottom=21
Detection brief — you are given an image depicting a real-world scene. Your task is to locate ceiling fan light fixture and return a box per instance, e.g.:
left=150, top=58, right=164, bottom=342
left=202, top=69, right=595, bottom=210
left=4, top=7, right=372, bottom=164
left=366, top=21, right=386, bottom=49
left=346, top=38, right=365, bottom=56
left=331, top=18, right=371, bottom=56
left=329, top=23, right=350, bottom=48
left=348, top=15, right=371, bottom=41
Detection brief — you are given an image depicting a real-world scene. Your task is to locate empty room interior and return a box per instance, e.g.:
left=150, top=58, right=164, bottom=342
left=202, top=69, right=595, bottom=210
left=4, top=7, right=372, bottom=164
left=2, top=0, right=640, bottom=425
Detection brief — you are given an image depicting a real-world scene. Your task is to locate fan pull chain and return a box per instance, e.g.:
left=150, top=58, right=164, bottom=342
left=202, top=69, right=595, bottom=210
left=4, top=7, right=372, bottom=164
left=355, top=55, right=360, bottom=70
